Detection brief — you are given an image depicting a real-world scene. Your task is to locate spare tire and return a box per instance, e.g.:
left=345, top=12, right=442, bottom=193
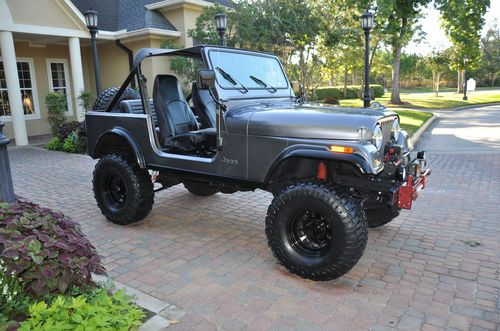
left=93, top=87, right=140, bottom=111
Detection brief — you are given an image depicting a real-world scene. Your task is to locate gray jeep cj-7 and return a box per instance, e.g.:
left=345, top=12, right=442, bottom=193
left=85, top=45, right=431, bottom=281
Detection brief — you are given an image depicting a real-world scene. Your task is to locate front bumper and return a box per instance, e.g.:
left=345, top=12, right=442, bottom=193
left=397, top=168, right=431, bottom=209
left=380, top=146, right=431, bottom=210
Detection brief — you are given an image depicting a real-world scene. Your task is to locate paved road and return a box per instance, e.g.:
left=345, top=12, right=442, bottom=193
left=418, top=104, right=500, bottom=152
left=8, top=105, right=500, bottom=331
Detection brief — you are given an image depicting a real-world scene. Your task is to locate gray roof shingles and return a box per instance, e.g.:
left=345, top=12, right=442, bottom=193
left=71, top=0, right=232, bottom=32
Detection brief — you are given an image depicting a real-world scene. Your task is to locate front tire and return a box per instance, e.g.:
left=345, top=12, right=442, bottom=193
left=265, top=182, right=368, bottom=281
left=93, top=154, right=154, bottom=225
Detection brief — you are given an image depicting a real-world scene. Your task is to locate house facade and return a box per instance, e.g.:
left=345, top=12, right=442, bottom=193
left=0, top=0, right=228, bottom=145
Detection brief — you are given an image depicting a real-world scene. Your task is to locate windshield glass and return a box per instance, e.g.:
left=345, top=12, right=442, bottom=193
left=208, top=50, right=288, bottom=90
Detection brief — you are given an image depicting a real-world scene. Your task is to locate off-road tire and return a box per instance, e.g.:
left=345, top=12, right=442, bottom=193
left=265, top=182, right=368, bottom=281
left=93, top=87, right=140, bottom=111
left=183, top=180, right=218, bottom=196
left=365, top=206, right=400, bottom=228
left=93, top=154, right=154, bottom=225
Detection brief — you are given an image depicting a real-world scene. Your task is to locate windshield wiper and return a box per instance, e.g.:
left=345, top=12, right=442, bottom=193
left=249, top=75, right=277, bottom=93
left=216, top=67, right=248, bottom=94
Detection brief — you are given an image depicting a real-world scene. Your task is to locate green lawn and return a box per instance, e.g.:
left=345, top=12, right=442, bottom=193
left=398, top=86, right=499, bottom=94
left=338, top=89, right=500, bottom=109
left=394, top=109, right=434, bottom=135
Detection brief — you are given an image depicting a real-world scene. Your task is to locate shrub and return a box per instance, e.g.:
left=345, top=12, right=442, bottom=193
left=45, top=92, right=67, bottom=136
left=314, top=84, right=385, bottom=101
left=76, top=121, right=86, bottom=152
left=315, top=87, right=343, bottom=101
left=58, top=121, right=79, bottom=141
left=63, top=131, right=80, bottom=153
left=77, top=90, right=94, bottom=113
left=371, top=85, right=385, bottom=98
left=0, top=259, right=31, bottom=323
left=324, top=97, right=339, bottom=105
left=0, top=200, right=106, bottom=297
left=46, top=137, right=63, bottom=151
left=19, top=288, right=144, bottom=330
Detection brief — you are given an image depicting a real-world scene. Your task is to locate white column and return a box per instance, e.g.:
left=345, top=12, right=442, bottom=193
left=68, top=37, right=86, bottom=122
left=0, top=31, right=28, bottom=146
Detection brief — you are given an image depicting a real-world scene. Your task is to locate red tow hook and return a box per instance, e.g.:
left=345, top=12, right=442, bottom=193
left=398, top=169, right=432, bottom=209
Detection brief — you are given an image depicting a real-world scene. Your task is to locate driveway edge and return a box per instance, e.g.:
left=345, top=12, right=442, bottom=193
left=410, top=115, right=437, bottom=146
left=92, top=274, right=184, bottom=330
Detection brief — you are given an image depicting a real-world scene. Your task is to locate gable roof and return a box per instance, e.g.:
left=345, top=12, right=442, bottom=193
left=70, top=0, right=231, bottom=33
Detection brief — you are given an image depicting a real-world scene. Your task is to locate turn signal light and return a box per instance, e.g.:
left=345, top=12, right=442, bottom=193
left=330, top=145, right=353, bottom=154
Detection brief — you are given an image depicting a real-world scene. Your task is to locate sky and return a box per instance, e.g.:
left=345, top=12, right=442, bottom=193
left=404, top=0, right=500, bottom=55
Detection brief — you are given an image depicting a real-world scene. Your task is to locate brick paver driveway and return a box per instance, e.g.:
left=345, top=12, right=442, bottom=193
left=9, top=105, right=500, bottom=330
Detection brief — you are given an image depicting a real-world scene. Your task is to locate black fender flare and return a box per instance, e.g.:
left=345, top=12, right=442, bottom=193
left=92, top=127, right=146, bottom=169
left=264, top=144, right=373, bottom=183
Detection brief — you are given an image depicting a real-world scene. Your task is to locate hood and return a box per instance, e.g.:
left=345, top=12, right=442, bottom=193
left=227, top=102, right=396, bottom=140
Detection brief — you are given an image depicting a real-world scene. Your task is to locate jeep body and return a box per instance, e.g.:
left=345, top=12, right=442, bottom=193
left=85, top=45, right=430, bottom=281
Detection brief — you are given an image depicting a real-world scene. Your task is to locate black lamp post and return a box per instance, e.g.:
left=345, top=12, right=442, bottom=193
left=0, top=121, right=15, bottom=203
left=360, top=10, right=374, bottom=108
left=214, top=13, right=228, bottom=46
left=84, top=9, right=101, bottom=95
left=463, top=56, right=468, bottom=101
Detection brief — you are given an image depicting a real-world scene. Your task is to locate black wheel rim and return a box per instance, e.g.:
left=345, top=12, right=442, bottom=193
left=288, top=210, right=333, bottom=257
left=103, top=173, right=127, bottom=210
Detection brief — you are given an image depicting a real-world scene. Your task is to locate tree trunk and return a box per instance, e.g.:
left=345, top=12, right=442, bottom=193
left=390, top=17, right=407, bottom=105
left=435, top=72, right=441, bottom=97
left=492, top=73, right=497, bottom=87
left=299, top=50, right=306, bottom=99
left=343, top=66, right=348, bottom=98
left=457, top=70, right=463, bottom=93
left=432, top=71, right=436, bottom=95
left=390, top=45, right=403, bottom=104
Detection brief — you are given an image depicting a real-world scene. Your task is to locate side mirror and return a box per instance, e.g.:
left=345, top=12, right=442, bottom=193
left=198, top=69, right=216, bottom=89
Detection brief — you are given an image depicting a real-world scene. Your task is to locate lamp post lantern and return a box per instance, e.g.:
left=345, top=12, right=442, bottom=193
left=463, top=56, right=468, bottom=101
left=360, top=10, right=374, bottom=108
left=214, top=12, right=228, bottom=46
left=84, top=9, right=102, bottom=95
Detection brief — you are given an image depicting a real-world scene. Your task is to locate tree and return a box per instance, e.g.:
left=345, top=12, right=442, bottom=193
left=480, top=24, right=500, bottom=87
left=369, top=0, right=431, bottom=104
left=189, top=0, right=322, bottom=96
left=426, top=51, right=449, bottom=96
left=435, top=0, right=490, bottom=92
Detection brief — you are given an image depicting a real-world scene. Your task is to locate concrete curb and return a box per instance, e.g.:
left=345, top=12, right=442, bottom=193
left=409, top=115, right=437, bottom=147
left=92, top=274, right=184, bottom=330
left=397, top=102, right=500, bottom=113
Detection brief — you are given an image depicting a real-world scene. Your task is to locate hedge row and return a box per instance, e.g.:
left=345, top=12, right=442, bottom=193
left=314, top=85, right=385, bottom=100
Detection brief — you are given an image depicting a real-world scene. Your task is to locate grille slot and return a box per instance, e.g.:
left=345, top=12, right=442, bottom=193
left=378, top=116, right=396, bottom=148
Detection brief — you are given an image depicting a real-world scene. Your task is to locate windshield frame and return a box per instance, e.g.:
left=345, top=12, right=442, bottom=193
left=207, top=48, right=290, bottom=91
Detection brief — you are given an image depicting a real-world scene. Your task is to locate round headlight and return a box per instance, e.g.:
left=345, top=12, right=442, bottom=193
left=392, top=119, right=401, bottom=141
left=372, top=125, right=383, bottom=150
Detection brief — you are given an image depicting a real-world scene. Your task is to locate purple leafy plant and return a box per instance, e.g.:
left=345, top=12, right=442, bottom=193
left=0, top=200, right=106, bottom=297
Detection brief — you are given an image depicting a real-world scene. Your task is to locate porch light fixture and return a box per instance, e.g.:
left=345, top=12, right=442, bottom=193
left=360, top=10, right=374, bottom=108
left=214, top=12, right=228, bottom=46
left=84, top=9, right=102, bottom=95
left=84, top=9, right=98, bottom=31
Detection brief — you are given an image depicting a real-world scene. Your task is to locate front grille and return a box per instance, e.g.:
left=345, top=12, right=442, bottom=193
left=379, top=116, right=396, bottom=148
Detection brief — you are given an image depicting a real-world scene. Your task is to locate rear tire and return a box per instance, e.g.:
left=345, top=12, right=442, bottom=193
left=93, top=154, right=154, bottom=225
left=365, top=206, right=400, bottom=228
left=265, top=182, right=368, bottom=281
left=93, top=87, right=140, bottom=111
left=183, top=180, right=218, bottom=196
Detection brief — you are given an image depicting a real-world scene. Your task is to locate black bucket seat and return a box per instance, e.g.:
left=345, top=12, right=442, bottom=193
left=153, top=75, right=215, bottom=153
left=191, top=81, right=217, bottom=128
